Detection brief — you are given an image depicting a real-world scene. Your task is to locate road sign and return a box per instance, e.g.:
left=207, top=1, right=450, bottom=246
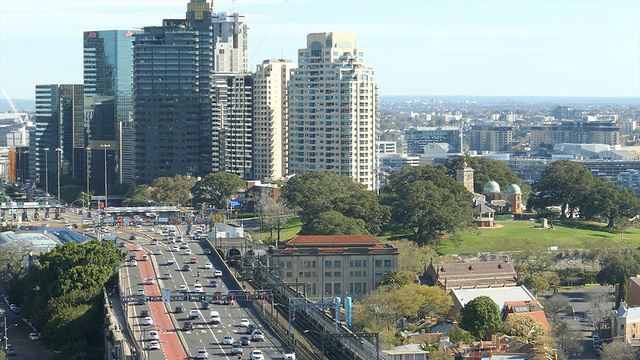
left=162, top=288, right=171, bottom=302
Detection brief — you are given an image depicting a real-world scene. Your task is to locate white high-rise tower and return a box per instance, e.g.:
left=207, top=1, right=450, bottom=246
left=212, top=12, right=248, bottom=73
left=288, top=33, right=378, bottom=190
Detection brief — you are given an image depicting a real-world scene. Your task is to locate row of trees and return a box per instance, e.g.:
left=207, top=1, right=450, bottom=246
left=7, top=241, right=126, bottom=360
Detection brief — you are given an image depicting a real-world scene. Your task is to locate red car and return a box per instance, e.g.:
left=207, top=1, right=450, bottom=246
left=190, top=257, right=198, bottom=264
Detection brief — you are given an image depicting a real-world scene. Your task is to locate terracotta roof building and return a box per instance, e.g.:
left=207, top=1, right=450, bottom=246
left=422, top=261, right=517, bottom=290
left=270, top=235, right=398, bottom=300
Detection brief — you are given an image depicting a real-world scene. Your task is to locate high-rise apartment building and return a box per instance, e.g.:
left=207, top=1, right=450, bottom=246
left=212, top=12, right=248, bottom=73
left=132, top=0, right=214, bottom=184
left=403, top=126, right=462, bottom=155
left=84, top=30, right=134, bottom=193
left=468, top=123, right=514, bottom=152
left=211, top=73, right=254, bottom=179
left=529, top=121, right=621, bottom=148
left=252, top=59, right=295, bottom=180
left=288, top=33, right=378, bottom=190
left=31, top=85, right=84, bottom=193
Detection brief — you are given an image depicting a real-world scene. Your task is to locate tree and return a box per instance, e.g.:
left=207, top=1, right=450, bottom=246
left=0, top=242, right=34, bottom=283
left=577, top=180, right=640, bottom=229
left=600, top=340, right=637, bottom=360
left=191, top=172, right=245, bottom=209
left=60, top=184, right=84, bottom=204
left=301, top=211, right=367, bottom=235
left=519, top=275, right=549, bottom=296
left=392, top=240, right=441, bottom=274
left=381, top=166, right=473, bottom=245
left=447, top=327, right=474, bottom=345
left=596, top=251, right=640, bottom=286
left=255, top=193, right=292, bottom=245
left=587, top=292, right=613, bottom=332
left=282, top=172, right=390, bottom=235
left=151, top=175, right=198, bottom=206
left=542, top=294, right=570, bottom=324
left=446, top=156, right=524, bottom=195
left=554, top=321, right=583, bottom=354
left=531, top=160, right=596, bottom=218
left=123, top=185, right=153, bottom=207
left=381, top=269, right=414, bottom=290
left=502, top=314, right=546, bottom=343
left=459, top=296, right=502, bottom=340
left=616, top=275, right=627, bottom=309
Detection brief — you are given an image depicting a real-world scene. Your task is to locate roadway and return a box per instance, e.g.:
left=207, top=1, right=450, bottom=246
left=120, top=224, right=292, bottom=360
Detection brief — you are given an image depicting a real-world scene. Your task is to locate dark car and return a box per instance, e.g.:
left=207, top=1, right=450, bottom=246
left=182, top=264, right=191, bottom=271
left=140, top=310, right=149, bottom=318
left=209, top=280, right=219, bottom=287
left=240, top=335, right=251, bottom=346
left=129, top=235, right=136, bottom=240
left=246, top=324, right=258, bottom=334
left=201, top=301, right=210, bottom=310
left=175, top=306, right=184, bottom=314
left=203, top=249, right=212, bottom=255
left=183, top=321, right=194, bottom=331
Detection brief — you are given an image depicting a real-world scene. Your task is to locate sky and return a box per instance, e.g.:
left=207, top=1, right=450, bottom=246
left=0, top=0, right=639, bottom=101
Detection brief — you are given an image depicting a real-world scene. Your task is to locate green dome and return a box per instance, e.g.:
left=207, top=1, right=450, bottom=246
left=507, top=184, right=522, bottom=194
left=483, top=181, right=501, bottom=193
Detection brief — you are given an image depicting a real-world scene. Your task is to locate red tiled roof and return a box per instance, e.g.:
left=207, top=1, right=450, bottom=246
left=287, top=235, right=379, bottom=245
left=506, top=311, right=551, bottom=330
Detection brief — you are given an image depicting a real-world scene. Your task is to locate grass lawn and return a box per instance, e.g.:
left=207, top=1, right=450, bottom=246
left=437, top=220, right=640, bottom=254
left=257, top=217, right=302, bottom=243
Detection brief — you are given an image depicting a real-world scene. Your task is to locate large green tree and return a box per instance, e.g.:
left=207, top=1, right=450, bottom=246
left=151, top=175, right=198, bottom=206
left=459, top=296, right=502, bottom=340
left=381, top=166, right=473, bottom=245
left=123, top=185, right=153, bottom=206
left=282, top=172, right=390, bottom=235
left=502, top=314, right=546, bottom=343
left=446, top=156, right=524, bottom=195
left=191, top=172, right=245, bottom=209
left=530, top=160, right=596, bottom=218
left=577, top=180, right=640, bottom=229
left=596, top=251, right=640, bottom=286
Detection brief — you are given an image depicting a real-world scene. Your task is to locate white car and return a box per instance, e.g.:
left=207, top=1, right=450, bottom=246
left=167, top=258, right=175, bottom=265
left=142, top=316, right=154, bottom=326
left=213, top=270, right=223, bottom=278
left=29, top=332, right=40, bottom=341
left=196, top=348, right=209, bottom=359
left=283, top=351, right=296, bottom=360
left=146, top=277, right=155, bottom=285
left=130, top=259, right=138, bottom=267
left=171, top=246, right=179, bottom=252
left=204, top=262, right=213, bottom=269
left=137, top=288, right=145, bottom=296
left=135, top=245, right=143, bottom=251
left=180, top=243, right=189, bottom=249
left=153, top=249, right=162, bottom=255
left=148, top=340, right=161, bottom=350
left=250, top=350, right=264, bottom=360
left=179, top=285, right=188, bottom=292
left=147, top=330, right=160, bottom=340
left=163, top=273, right=172, bottom=279
left=184, top=248, right=192, bottom=255
left=222, top=335, right=234, bottom=345
left=193, top=283, right=203, bottom=292
left=239, top=318, right=250, bottom=327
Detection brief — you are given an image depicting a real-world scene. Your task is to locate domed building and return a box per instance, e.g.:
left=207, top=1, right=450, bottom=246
left=483, top=180, right=522, bottom=214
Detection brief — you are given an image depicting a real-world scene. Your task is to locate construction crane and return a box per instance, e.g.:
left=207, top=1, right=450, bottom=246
left=0, top=84, right=28, bottom=124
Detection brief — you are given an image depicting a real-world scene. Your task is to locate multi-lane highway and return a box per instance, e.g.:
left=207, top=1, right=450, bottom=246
left=119, top=224, right=292, bottom=360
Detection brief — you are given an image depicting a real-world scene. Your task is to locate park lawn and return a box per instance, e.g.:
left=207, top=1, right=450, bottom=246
left=258, top=217, right=302, bottom=243
left=437, top=220, right=640, bottom=255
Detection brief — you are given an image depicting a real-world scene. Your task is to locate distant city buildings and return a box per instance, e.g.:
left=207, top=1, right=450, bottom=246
left=468, top=123, right=515, bottom=152
left=288, top=32, right=378, bottom=190
left=529, top=121, right=621, bottom=148
left=402, top=126, right=462, bottom=155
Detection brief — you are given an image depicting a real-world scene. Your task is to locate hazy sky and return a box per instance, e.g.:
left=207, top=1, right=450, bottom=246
left=1, top=0, right=639, bottom=101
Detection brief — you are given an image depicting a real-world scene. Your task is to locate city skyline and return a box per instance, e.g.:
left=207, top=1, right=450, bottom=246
left=0, top=0, right=639, bottom=101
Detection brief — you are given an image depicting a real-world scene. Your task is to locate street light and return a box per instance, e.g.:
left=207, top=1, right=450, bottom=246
left=86, top=147, right=91, bottom=211
left=3, top=317, right=18, bottom=351
left=43, top=147, right=49, bottom=197
left=100, top=144, right=111, bottom=209
left=56, top=147, right=61, bottom=205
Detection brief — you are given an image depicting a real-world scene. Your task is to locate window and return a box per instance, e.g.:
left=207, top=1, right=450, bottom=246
left=334, top=283, right=341, bottom=294
left=325, top=283, right=332, bottom=295
left=375, top=260, right=382, bottom=267
left=324, top=261, right=332, bottom=268
left=334, top=261, right=341, bottom=267
left=325, top=271, right=331, bottom=277
left=384, top=260, right=392, bottom=267
left=334, top=271, right=341, bottom=277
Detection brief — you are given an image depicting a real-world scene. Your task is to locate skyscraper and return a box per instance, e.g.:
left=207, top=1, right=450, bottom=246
left=212, top=12, right=248, bottom=73
left=83, top=30, right=134, bottom=193
left=288, top=33, right=378, bottom=190
left=132, top=0, right=214, bottom=184
left=252, top=59, right=295, bottom=180
left=31, top=84, right=84, bottom=193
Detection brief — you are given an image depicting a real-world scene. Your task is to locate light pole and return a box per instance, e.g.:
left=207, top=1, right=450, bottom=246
left=100, top=144, right=111, bottom=208
left=3, top=317, right=18, bottom=351
left=86, top=147, right=91, bottom=211
left=56, top=147, right=61, bottom=205
left=43, top=147, right=49, bottom=197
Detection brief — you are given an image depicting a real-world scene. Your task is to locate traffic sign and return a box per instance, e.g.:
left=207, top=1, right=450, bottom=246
left=162, top=288, right=171, bottom=302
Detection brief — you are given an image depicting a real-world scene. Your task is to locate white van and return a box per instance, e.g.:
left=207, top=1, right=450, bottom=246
left=209, top=310, right=220, bottom=325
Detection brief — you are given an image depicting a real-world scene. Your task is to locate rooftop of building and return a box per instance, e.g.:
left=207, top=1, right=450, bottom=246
left=287, top=234, right=379, bottom=246
left=452, top=285, right=536, bottom=310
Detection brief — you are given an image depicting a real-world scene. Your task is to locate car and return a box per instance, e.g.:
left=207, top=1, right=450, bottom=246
left=29, top=332, right=40, bottom=341
left=231, top=343, right=243, bottom=355
left=201, top=301, right=210, bottom=310
left=175, top=306, right=184, bottom=314
left=118, top=242, right=126, bottom=247
left=209, top=280, right=219, bottom=287
left=137, top=288, right=145, bottom=296
left=135, top=245, right=142, bottom=251
left=171, top=246, right=179, bottom=252
left=167, top=258, right=175, bottom=265
left=163, top=272, right=172, bottom=279
left=250, top=349, right=265, bottom=360
left=194, top=283, right=203, bottom=292
left=147, top=226, right=155, bottom=232
left=283, top=351, right=296, bottom=360
left=190, top=256, right=197, bottom=264
left=184, top=248, right=192, bottom=255
left=222, top=335, right=234, bottom=345
left=204, top=262, right=213, bottom=269
left=183, top=321, right=194, bottom=331
left=130, top=259, right=138, bottom=267
left=153, top=249, right=162, bottom=255
left=209, top=310, right=220, bottom=325
left=196, top=348, right=209, bottom=359
left=246, top=324, right=258, bottom=335
left=183, top=264, right=191, bottom=271
left=147, top=330, right=160, bottom=340
left=213, top=270, right=223, bottom=278
left=9, top=304, right=17, bottom=311
left=147, top=340, right=161, bottom=350
left=130, top=235, right=136, bottom=240
left=239, top=318, right=250, bottom=327
left=146, top=277, right=155, bottom=285
left=240, top=335, right=251, bottom=346
left=135, top=224, right=142, bottom=228
left=140, top=310, right=149, bottom=318
left=251, top=329, right=265, bottom=341
left=176, top=236, right=184, bottom=243
left=142, top=316, right=154, bottom=326
left=179, top=285, right=188, bottom=292
left=6, top=344, right=16, bottom=355
left=180, top=243, right=189, bottom=249
left=141, top=254, right=149, bottom=261
left=189, top=309, right=200, bottom=319
left=203, top=248, right=211, bottom=255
